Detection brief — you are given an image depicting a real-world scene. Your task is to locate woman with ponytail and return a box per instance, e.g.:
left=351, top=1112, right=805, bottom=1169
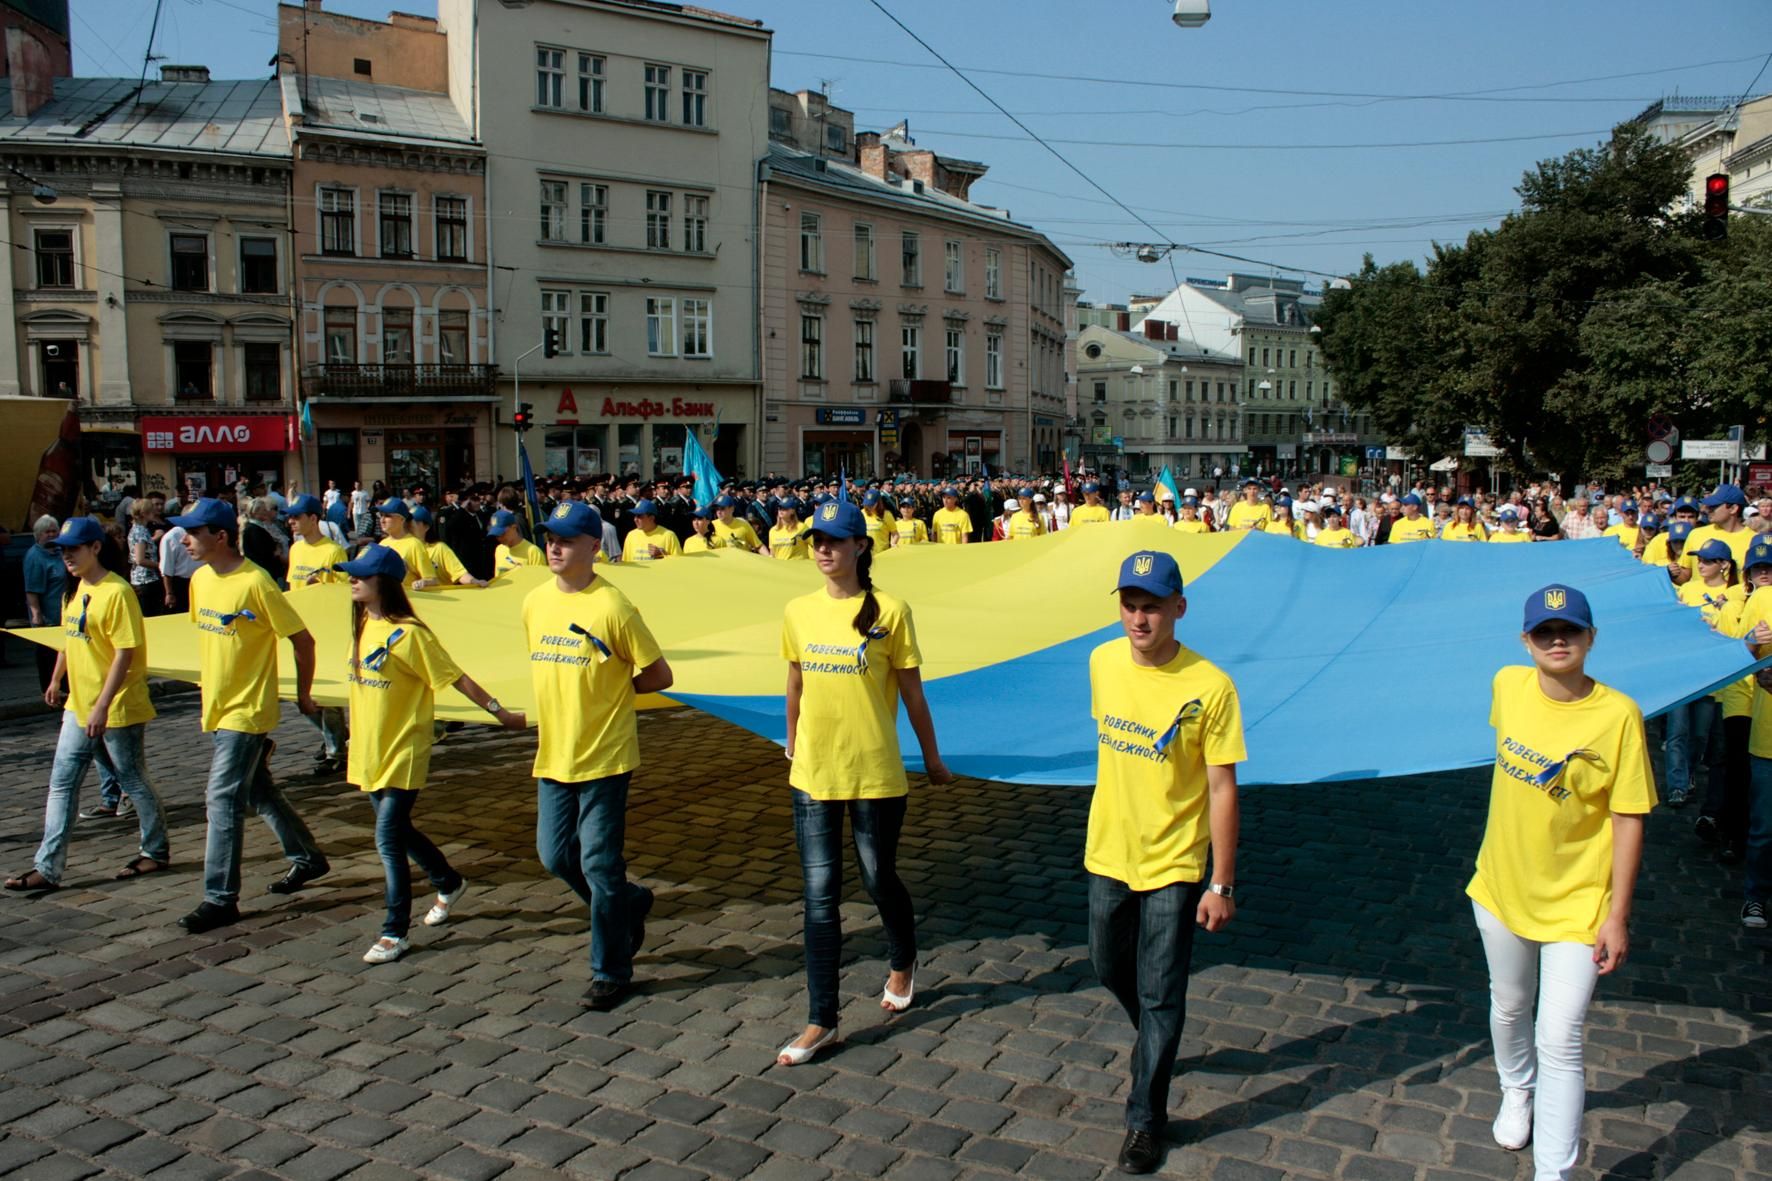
left=776, top=499, right=953, bottom=1066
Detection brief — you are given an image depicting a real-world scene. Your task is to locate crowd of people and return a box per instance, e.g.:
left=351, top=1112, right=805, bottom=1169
left=2, top=463, right=1767, bottom=1179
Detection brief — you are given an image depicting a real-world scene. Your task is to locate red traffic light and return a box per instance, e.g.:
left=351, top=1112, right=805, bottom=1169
left=1702, top=173, right=1730, bottom=240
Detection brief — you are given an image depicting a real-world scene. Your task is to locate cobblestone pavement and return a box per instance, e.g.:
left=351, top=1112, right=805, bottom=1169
left=0, top=698, right=1767, bottom=1181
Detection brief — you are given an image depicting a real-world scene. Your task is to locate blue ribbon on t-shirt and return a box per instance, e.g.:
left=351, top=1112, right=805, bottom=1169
left=218, top=607, right=257, bottom=627
left=362, top=627, right=406, bottom=672
left=852, top=625, right=891, bottom=673
left=1153, top=698, right=1205, bottom=758
left=569, top=622, right=612, bottom=662
left=74, top=593, right=91, bottom=637
left=1532, top=748, right=1598, bottom=790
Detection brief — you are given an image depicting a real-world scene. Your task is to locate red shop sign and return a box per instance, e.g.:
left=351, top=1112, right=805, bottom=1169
left=142, top=415, right=293, bottom=454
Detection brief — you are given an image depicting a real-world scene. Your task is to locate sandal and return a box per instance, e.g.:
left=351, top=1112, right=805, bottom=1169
left=114, top=857, right=167, bottom=880
left=3, top=870, right=58, bottom=892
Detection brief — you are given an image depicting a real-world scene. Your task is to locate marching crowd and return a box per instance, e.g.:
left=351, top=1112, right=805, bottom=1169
left=2, top=462, right=1767, bottom=1179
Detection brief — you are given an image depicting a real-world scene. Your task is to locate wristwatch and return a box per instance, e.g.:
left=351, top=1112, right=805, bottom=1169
left=1207, top=883, right=1235, bottom=899
left=482, top=698, right=503, bottom=715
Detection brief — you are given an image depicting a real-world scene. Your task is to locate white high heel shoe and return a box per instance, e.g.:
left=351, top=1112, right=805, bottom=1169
left=882, top=968, right=915, bottom=1013
left=776, top=1026, right=840, bottom=1066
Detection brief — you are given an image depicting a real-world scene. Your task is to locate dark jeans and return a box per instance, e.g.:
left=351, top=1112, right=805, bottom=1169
left=536, top=773, right=645, bottom=983
left=202, top=730, right=328, bottom=906
left=164, top=575, right=190, bottom=616
left=1701, top=714, right=1751, bottom=848
left=792, top=790, right=917, bottom=1029
left=133, top=578, right=164, bottom=618
left=370, top=788, right=459, bottom=939
left=1088, top=872, right=1206, bottom=1134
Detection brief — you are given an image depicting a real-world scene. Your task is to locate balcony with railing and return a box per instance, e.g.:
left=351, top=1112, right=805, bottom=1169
left=887, top=379, right=953, bottom=405
left=303, top=363, right=499, bottom=400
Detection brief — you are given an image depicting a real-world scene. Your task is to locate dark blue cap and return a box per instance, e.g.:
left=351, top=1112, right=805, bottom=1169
left=168, top=497, right=236, bottom=532
left=632, top=499, right=658, bottom=517
left=1667, top=520, right=1694, bottom=542
left=1621, top=499, right=1638, bottom=513
left=1114, top=550, right=1185, bottom=598
left=713, top=494, right=736, bottom=509
left=1081, top=481, right=1099, bottom=494
left=286, top=494, right=323, bottom=517
left=486, top=509, right=520, bottom=536
left=1639, top=513, right=1662, bottom=530
left=45, top=516, right=104, bottom=547
left=861, top=490, right=882, bottom=507
left=376, top=497, right=411, bottom=519
left=1136, top=491, right=1155, bottom=503
left=1497, top=506, right=1519, bottom=519
left=691, top=506, right=713, bottom=520
left=941, top=487, right=959, bottom=499
left=1693, top=539, right=1735, bottom=563
left=777, top=497, right=804, bottom=514
left=1400, top=493, right=1423, bottom=507
left=538, top=500, right=603, bottom=539
left=1674, top=496, right=1700, bottom=512
left=334, top=543, right=406, bottom=582
left=1747, top=537, right=1772, bottom=572
left=409, top=504, right=433, bottom=526
left=807, top=499, right=866, bottom=539
left=1522, top=583, right=1592, bottom=632
left=1702, top=484, right=1747, bottom=508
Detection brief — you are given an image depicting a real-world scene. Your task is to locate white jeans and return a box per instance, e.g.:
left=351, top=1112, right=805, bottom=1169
left=1473, top=901, right=1600, bottom=1181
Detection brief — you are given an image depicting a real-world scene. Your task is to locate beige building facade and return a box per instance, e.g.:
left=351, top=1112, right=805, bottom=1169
left=1076, top=324, right=1241, bottom=481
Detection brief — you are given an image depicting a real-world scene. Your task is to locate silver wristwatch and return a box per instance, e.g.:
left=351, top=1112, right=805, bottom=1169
left=1207, top=883, right=1235, bottom=899
left=483, top=698, right=503, bottom=715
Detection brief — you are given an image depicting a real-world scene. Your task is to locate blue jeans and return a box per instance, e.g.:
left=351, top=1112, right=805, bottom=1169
left=371, top=789, right=459, bottom=939
left=1747, top=757, right=1772, bottom=903
left=1088, top=872, right=1206, bottom=1134
left=92, top=746, right=125, bottom=810
left=34, top=715, right=169, bottom=885
left=1663, top=700, right=1714, bottom=795
left=792, top=790, right=917, bottom=1030
left=537, top=773, right=644, bottom=983
left=201, top=729, right=328, bottom=906
left=307, top=707, right=346, bottom=759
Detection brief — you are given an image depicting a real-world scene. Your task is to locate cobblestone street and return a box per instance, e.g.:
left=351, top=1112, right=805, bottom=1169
left=0, top=698, right=1766, bottom=1180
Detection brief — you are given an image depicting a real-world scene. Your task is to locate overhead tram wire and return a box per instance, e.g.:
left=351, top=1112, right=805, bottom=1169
left=886, top=127, right=1615, bottom=151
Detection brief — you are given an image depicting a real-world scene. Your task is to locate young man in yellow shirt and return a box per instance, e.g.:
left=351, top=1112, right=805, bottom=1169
left=711, top=495, right=765, bottom=552
left=489, top=509, right=547, bottom=576
left=1682, top=484, right=1754, bottom=575
left=1602, top=500, right=1641, bottom=551
left=931, top=489, right=973, bottom=545
left=525, top=500, right=674, bottom=1010
left=1069, top=482, right=1112, bottom=527
left=286, top=494, right=346, bottom=587
left=1087, top=550, right=1243, bottom=1175
left=1225, top=479, right=1272, bottom=531
left=1388, top=492, right=1438, bottom=543
left=375, top=498, right=438, bottom=589
left=620, top=499, right=683, bottom=562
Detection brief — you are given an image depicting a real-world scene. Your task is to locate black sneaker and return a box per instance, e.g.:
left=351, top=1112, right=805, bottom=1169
left=267, top=862, right=331, bottom=895
left=77, top=803, right=120, bottom=820
left=1719, top=843, right=1745, bottom=866
left=586, top=979, right=632, bottom=1012
left=1744, top=901, right=1768, bottom=930
left=1117, top=1129, right=1162, bottom=1175
left=630, top=885, right=655, bottom=957
left=1694, top=815, right=1720, bottom=846
left=312, top=752, right=344, bottom=776
left=177, top=901, right=241, bottom=933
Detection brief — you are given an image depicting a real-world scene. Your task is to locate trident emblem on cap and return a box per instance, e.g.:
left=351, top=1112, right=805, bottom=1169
left=1134, top=554, right=1154, bottom=576
left=820, top=504, right=838, bottom=521
left=1544, top=589, right=1567, bottom=610
left=553, top=504, right=571, bottom=519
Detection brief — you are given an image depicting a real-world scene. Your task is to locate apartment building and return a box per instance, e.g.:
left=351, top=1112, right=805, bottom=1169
left=1075, top=323, right=1242, bottom=481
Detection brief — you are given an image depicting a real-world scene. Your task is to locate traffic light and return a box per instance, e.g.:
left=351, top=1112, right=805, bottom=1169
left=543, top=327, right=562, bottom=358
left=1703, top=173, right=1729, bottom=241
left=512, top=402, right=534, bottom=431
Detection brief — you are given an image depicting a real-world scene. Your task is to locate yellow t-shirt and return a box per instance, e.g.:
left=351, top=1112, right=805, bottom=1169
left=1389, top=515, right=1437, bottom=543
left=1263, top=519, right=1296, bottom=538
left=712, top=518, right=762, bottom=551
left=1172, top=518, right=1210, bottom=535
left=1682, top=523, right=1753, bottom=575
left=931, top=507, right=973, bottom=544
left=1603, top=523, right=1640, bottom=551
left=382, top=532, right=438, bottom=587
left=288, top=537, right=347, bottom=586
left=496, top=537, right=547, bottom=574
left=1707, top=590, right=1756, bottom=718
left=1085, top=639, right=1246, bottom=891
left=683, top=533, right=714, bottom=554
left=523, top=576, right=663, bottom=782
left=1313, top=527, right=1358, bottom=548
left=345, top=616, right=464, bottom=791
left=1007, top=513, right=1045, bottom=541
left=1442, top=521, right=1488, bottom=542
left=1640, top=532, right=1673, bottom=566
left=863, top=511, right=893, bottom=552
left=425, top=540, right=472, bottom=585
left=1467, top=666, right=1655, bottom=943
left=1488, top=528, right=1531, bottom=543
left=1070, top=503, right=1112, bottom=526
left=1737, top=591, right=1772, bottom=747
left=1678, top=577, right=1743, bottom=627
left=620, top=525, right=682, bottom=562
left=783, top=588, right=921, bottom=800
left=769, top=524, right=811, bottom=560
left=892, top=518, right=929, bottom=546
left=188, top=560, right=307, bottom=734
left=1227, top=501, right=1272, bottom=531
left=61, top=571, right=154, bottom=729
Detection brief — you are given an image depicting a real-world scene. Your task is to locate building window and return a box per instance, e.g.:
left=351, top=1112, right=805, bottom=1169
left=324, top=307, right=356, bottom=364
left=645, top=191, right=672, bottom=250
left=683, top=195, right=708, bottom=253
left=378, top=192, right=414, bottom=258
left=646, top=296, right=677, bottom=356
left=770, top=106, right=790, bottom=136
left=1289, top=380, right=1297, bottom=398
left=644, top=64, right=671, bottom=122
left=541, top=290, right=570, bottom=354
left=944, top=241, right=963, bottom=293
left=239, top=237, right=277, bottom=294
left=800, top=313, right=823, bottom=378
left=1093, top=381, right=1106, bottom=404
left=1289, top=349, right=1297, bottom=368
left=799, top=212, right=823, bottom=273
left=34, top=229, right=73, bottom=288
left=173, top=341, right=212, bottom=399
left=682, top=69, right=707, bottom=127
left=382, top=308, right=414, bottom=365
left=683, top=298, right=711, bottom=358
left=985, top=248, right=1001, bottom=299
left=825, top=124, right=846, bottom=153
left=901, top=324, right=920, bottom=379
left=243, top=342, right=280, bottom=401
left=853, top=223, right=875, bottom=280
left=436, top=196, right=468, bottom=260
left=1262, top=347, right=1270, bottom=366
left=319, top=187, right=355, bottom=255
left=541, top=180, right=569, bottom=241
left=536, top=47, right=564, bottom=108
left=580, top=183, right=607, bottom=245
left=945, top=327, right=964, bottom=384
left=170, top=234, right=208, bottom=291
left=901, top=232, right=920, bottom=286
left=579, top=291, right=608, bottom=354
left=578, top=52, right=604, bottom=113
left=854, top=320, right=874, bottom=382
left=1185, top=416, right=1194, bottom=440
left=438, top=309, right=469, bottom=364
left=986, top=331, right=1002, bottom=388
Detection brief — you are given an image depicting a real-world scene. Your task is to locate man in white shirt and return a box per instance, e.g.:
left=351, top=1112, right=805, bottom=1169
left=159, top=522, right=201, bottom=613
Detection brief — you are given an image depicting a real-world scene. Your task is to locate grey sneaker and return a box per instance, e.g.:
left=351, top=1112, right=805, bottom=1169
left=1743, top=901, right=1767, bottom=930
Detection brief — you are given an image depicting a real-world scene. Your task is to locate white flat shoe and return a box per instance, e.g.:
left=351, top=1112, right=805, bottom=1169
left=882, top=969, right=915, bottom=1013
left=424, top=881, right=467, bottom=927
left=776, top=1026, right=839, bottom=1066
left=362, top=936, right=409, bottom=964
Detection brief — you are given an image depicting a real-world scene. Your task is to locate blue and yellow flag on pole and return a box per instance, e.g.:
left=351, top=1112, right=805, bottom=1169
left=1155, top=465, right=1180, bottom=502
left=683, top=427, right=724, bottom=508
left=517, top=436, right=543, bottom=533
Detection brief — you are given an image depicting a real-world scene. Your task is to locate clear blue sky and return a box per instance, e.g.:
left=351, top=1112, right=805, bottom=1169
left=69, top=0, right=1772, bottom=304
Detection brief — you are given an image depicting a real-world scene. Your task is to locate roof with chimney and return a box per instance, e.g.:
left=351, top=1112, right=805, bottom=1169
left=284, top=74, right=476, bottom=148
left=0, top=74, right=288, bottom=158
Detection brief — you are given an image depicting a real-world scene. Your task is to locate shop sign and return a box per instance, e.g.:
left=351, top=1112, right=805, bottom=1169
left=815, top=408, right=866, bottom=425
left=142, top=414, right=292, bottom=454
left=601, top=396, right=717, bottom=420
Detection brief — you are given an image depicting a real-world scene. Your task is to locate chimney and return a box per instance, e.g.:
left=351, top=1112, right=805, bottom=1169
left=858, top=142, right=888, bottom=181
left=160, top=65, right=212, bottom=83
left=305, top=0, right=324, bottom=9
left=1116, top=311, right=1130, bottom=331
left=1167, top=323, right=1179, bottom=342
left=1143, top=319, right=1165, bottom=340
left=6, top=27, right=56, bottom=119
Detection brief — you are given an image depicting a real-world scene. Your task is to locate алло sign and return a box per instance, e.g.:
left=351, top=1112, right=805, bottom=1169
left=142, top=415, right=292, bottom=453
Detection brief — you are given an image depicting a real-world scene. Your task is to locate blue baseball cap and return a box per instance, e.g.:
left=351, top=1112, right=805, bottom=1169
left=941, top=487, right=959, bottom=499
left=1693, top=539, right=1735, bottom=563
left=1081, top=482, right=1099, bottom=495
left=1673, top=496, right=1700, bottom=513
left=538, top=500, right=604, bottom=539
left=1702, top=484, right=1747, bottom=508
left=486, top=508, right=521, bottom=536
left=1497, top=506, right=1519, bottom=520
left=1400, top=493, right=1423, bottom=507
left=168, top=497, right=237, bottom=532
left=632, top=498, right=658, bottom=517
left=286, top=494, right=323, bottom=517
left=1746, top=537, right=1772, bottom=572
left=712, top=494, right=736, bottom=509
left=807, top=499, right=866, bottom=539
left=334, top=543, right=406, bottom=582
left=1114, top=550, right=1185, bottom=598
left=861, top=490, right=882, bottom=507
left=1667, top=520, right=1695, bottom=543
left=376, top=497, right=411, bottom=519
left=1522, top=583, right=1592, bottom=632
left=45, top=516, right=105, bottom=547
left=691, top=505, right=713, bottom=520
left=777, top=497, right=804, bottom=514
left=1136, top=491, right=1155, bottom=503
left=1321, top=501, right=1344, bottom=516
left=409, top=504, right=433, bottom=526
left=1182, top=496, right=1199, bottom=507
left=1639, top=513, right=1662, bottom=530
left=1621, top=499, right=1638, bottom=513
